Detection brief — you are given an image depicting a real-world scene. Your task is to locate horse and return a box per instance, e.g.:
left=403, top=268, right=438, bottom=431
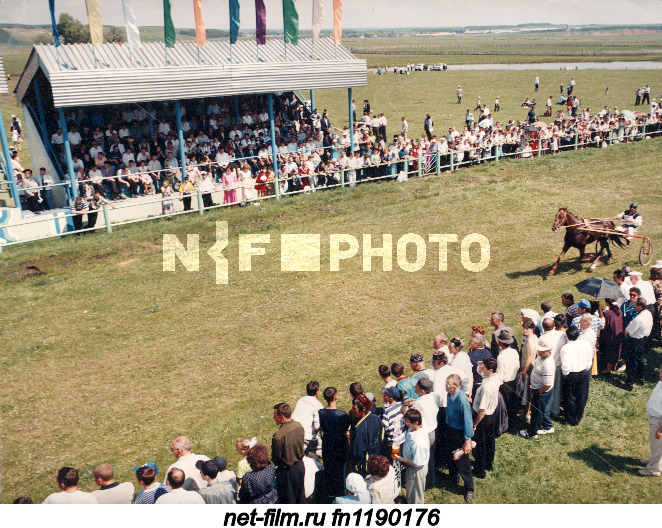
left=549, top=207, right=626, bottom=275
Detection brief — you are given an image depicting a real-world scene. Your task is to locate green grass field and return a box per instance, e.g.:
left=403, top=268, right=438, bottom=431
left=1, top=137, right=661, bottom=503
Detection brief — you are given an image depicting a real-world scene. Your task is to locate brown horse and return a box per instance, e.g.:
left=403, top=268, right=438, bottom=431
left=549, top=207, right=626, bottom=275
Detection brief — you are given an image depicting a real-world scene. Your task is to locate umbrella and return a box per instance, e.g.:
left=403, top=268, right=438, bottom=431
left=574, top=277, right=625, bottom=300
left=621, top=110, right=636, bottom=120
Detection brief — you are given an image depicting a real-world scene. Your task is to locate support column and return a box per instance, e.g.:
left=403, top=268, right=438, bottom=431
left=234, top=96, right=241, bottom=126
left=310, top=90, right=315, bottom=113
left=175, top=101, right=187, bottom=178
left=58, top=107, right=77, bottom=201
left=147, top=102, right=154, bottom=138
left=32, top=79, right=48, bottom=135
left=268, top=93, right=280, bottom=200
left=348, top=88, right=354, bottom=153
left=0, top=104, right=22, bottom=212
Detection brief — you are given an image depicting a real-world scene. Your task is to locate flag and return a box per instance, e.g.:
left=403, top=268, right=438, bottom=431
left=121, top=0, right=141, bottom=48
left=193, top=0, right=206, bottom=47
left=48, top=0, right=61, bottom=46
left=229, top=0, right=240, bottom=44
left=85, top=0, right=103, bottom=45
left=255, top=0, right=266, bottom=45
left=282, top=0, right=298, bottom=45
left=163, top=0, right=175, bottom=48
left=333, top=0, right=342, bottom=45
left=312, top=0, right=323, bottom=43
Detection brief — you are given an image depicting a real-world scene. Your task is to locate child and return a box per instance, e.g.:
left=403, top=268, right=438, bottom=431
left=235, top=437, right=257, bottom=489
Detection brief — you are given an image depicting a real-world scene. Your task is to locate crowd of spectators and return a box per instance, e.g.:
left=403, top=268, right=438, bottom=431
left=7, top=82, right=662, bottom=219
left=17, top=263, right=661, bottom=505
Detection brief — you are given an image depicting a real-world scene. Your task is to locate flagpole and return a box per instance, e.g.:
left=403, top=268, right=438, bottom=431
left=311, top=40, right=314, bottom=61
left=197, top=47, right=200, bottom=65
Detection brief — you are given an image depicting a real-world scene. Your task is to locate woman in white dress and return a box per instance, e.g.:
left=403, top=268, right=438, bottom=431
left=237, top=163, right=256, bottom=205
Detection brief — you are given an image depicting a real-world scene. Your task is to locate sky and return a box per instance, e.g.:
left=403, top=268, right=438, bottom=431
left=1, top=0, right=661, bottom=30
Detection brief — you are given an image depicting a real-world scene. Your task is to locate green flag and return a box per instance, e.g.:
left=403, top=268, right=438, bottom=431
left=163, top=0, right=175, bottom=48
left=282, top=0, right=298, bottom=45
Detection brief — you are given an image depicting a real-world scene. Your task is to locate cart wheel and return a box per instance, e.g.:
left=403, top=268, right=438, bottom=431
left=639, top=238, right=653, bottom=266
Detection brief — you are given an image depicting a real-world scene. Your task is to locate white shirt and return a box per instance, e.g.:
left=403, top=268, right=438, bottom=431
left=579, top=328, right=597, bottom=353
left=429, top=364, right=470, bottom=406
left=544, top=329, right=567, bottom=367
left=647, top=382, right=662, bottom=418
left=450, top=352, right=474, bottom=393
left=530, top=355, right=556, bottom=390
left=412, top=392, right=440, bottom=434
left=496, top=347, right=519, bottom=383
left=631, top=280, right=656, bottom=305
left=626, top=310, right=654, bottom=339
left=292, top=395, right=323, bottom=443
left=472, top=375, right=500, bottom=415
left=164, top=453, right=210, bottom=491
left=91, top=482, right=135, bottom=504
left=43, top=490, right=99, bottom=504
left=560, top=340, right=593, bottom=375
left=155, top=488, right=205, bottom=504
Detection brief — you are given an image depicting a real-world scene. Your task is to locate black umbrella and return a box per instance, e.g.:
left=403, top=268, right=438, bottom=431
left=574, top=277, right=624, bottom=300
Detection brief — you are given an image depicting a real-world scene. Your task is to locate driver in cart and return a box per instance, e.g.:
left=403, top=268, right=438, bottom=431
left=615, top=203, right=642, bottom=243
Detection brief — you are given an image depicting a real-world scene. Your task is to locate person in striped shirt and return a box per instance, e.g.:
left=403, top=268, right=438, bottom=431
left=70, top=195, right=89, bottom=232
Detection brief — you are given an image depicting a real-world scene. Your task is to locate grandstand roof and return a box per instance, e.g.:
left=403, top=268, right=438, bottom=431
left=0, top=55, right=8, bottom=94
left=15, top=38, right=366, bottom=108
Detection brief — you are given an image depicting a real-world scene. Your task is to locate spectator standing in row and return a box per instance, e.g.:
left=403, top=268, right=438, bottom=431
left=319, top=387, right=351, bottom=498
left=43, top=467, right=99, bottom=504
left=91, top=464, right=134, bottom=504
left=272, top=402, right=306, bottom=504
left=623, top=298, right=654, bottom=391
left=133, top=463, right=168, bottom=504
left=196, top=457, right=236, bottom=504
left=472, top=357, right=500, bottom=478
left=155, top=469, right=205, bottom=504
left=164, top=436, right=209, bottom=491
left=444, top=374, right=474, bottom=502
left=393, top=409, right=429, bottom=504
left=292, top=381, right=323, bottom=457
left=640, top=370, right=662, bottom=477
left=238, top=444, right=278, bottom=504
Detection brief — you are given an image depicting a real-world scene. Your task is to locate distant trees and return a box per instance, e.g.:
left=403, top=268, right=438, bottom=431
left=57, top=13, right=125, bottom=44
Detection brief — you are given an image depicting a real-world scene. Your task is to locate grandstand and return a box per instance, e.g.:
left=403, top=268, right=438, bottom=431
left=1, top=39, right=366, bottom=243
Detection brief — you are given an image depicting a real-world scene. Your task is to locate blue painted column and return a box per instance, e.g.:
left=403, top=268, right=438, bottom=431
left=32, top=79, right=48, bottom=134
left=58, top=107, right=77, bottom=200
left=175, top=101, right=187, bottom=177
left=234, top=96, right=241, bottom=126
left=310, top=90, right=315, bottom=113
left=348, top=88, right=354, bottom=153
left=0, top=104, right=22, bottom=212
left=268, top=93, right=280, bottom=200
left=147, top=102, right=154, bottom=139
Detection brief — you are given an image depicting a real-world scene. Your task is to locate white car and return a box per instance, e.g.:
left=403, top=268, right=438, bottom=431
left=430, top=63, right=445, bottom=71
left=413, top=64, right=425, bottom=71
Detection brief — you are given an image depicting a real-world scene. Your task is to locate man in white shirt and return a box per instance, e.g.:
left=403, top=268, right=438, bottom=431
left=521, top=337, right=556, bottom=439
left=42, top=467, right=99, bottom=504
left=432, top=333, right=452, bottom=364
left=449, top=338, right=473, bottom=396
left=560, top=326, right=593, bottom=425
left=495, top=329, right=520, bottom=429
left=91, top=463, right=134, bottom=504
left=640, top=370, right=662, bottom=476
left=624, top=298, right=654, bottom=391
left=156, top=468, right=205, bottom=504
left=629, top=271, right=656, bottom=309
left=163, top=436, right=210, bottom=491
left=51, top=128, right=64, bottom=146
left=291, top=381, right=323, bottom=457
left=406, top=378, right=440, bottom=485
left=472, top=357, right=500, bottom=478
left=545, top=315, right=568, bottom=418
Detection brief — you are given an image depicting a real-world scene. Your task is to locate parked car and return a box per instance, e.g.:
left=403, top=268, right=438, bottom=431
left=430, top=63, right=446, bottom=71
left=413, top=63, right=425, bottom=71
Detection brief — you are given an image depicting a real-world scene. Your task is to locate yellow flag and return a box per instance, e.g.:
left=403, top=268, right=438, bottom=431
left=85, top=0, right=104, bottom=45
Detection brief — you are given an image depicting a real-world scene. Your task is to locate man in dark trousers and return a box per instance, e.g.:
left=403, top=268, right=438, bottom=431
left=271, top=402, right=306, bottom=504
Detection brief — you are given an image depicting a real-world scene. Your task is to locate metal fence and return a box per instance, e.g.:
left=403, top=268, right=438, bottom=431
left=1, top=122, right=660, bottom=251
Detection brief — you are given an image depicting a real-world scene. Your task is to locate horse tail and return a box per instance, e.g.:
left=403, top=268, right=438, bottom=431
left=610, top=232, right=627, bottom=249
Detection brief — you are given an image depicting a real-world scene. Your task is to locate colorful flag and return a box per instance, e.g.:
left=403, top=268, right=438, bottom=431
left=282, top=0, right=298, bottom=45
left=229, top=0, right=240, bottom=44
left=85, top=0, right=103, bottom=45
left=312, top=0, right=323, bottom=43
left=333, top=0, right=342, bottom=45
left=48, top=0, right=61, bottom=46
left=121, top=0, right=141, bottom=48
left=255, top=0, right=266, bottom=45
left=163, top=0, right=175, bottom=48
left=193, top=0, right=206, bottom=47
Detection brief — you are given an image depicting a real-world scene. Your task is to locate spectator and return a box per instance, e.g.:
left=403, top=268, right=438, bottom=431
left=472, top=357, right=500, bottom=478
left=490, top=312, right=519, bottom=356
left=196, top=457, right=236, bottom=504
left=163, top=435, right=209, bottom=491
left=347, top=398, right=383, bottom=476
left=91, top=463, right=134, bottom=504
left=623, top=298, right=654, bottom=391
left=238, top=444, right=278, bottom=504
left=365, top=454, right=399, bottom=504
left=42, top=467, right=99, bottom=504
left=291, top=381, right=323, bottom=457
left=155, top=468, right=205, bottom=504
left=333, top=473, right=371, bottom=504
left=133, top=463, right=168, bottom=504
left=639, top=370, right=662, bottom=476
left=271, top=402, right=306, bottom=504
left=319, top=387, right=351, bottom=499
left=393, top=408, right=429, bottom=504
left=560, top=326, right=593, bottom=425
left=520, top=336, right=556, bottom=439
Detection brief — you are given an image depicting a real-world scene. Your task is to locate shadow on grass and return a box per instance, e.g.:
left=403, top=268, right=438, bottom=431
left=568, top=444, right=642, bottom=476
left=505, top=259, right=588, bottom=280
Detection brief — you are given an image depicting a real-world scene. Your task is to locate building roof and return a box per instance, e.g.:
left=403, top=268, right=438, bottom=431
left=16, top=38, right=366, bottom=108
left=0, top=55, right=8, bottom=94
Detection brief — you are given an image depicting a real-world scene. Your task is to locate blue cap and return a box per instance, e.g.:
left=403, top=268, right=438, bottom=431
left=132, top=462, right=159, bottom=475
left=578, top=299, right=591, bottom=309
